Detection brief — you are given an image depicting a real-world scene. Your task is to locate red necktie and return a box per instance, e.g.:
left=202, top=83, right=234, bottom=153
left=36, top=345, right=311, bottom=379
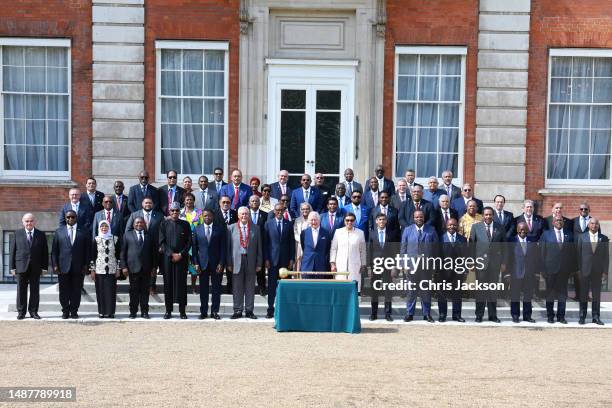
left=233, top=186, right=239, bottom=208
left=284, top=211, right=289, bottom=220
left=329, top=214, right=334, bottom=228
left=415, top=202, right=420, bottom=211
left=106, top=211, right=111, bottom=223
left=167, top=189, right=172, bottom=214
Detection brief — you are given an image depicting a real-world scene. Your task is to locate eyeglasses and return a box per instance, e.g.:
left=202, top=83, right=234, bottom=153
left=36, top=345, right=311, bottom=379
left=263, top=189, right=271, bottom=193
left=579, top=207, right=589, bottom=211
left=220, top=201, right=230, bottom=205
left=345, top=219, right=356, bottom=223
left=463, top=189, right=472, bottom=192
left=214, top=172, right=222, bottom=176
left=351, top=195, right=361, bottom=199
left=66, top=215, right=76, bottom=219
left=103, top=201, right=112, bottom=204
left=170, top=209, right=180, bottom=213
left=139, top=176, right=149, bottom=179
left=168, top=176, right=177, bottom=179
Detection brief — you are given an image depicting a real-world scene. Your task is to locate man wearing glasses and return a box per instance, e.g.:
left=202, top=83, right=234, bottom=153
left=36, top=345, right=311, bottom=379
left=279, top=194, right=292, bottom=221
left=212, top=167, right=227, bottom=194
left=159, top=169, right=185, bottom=216
left=451, top=183, right=483, bottom=217
left=128, top=170, right=159, bottom=213
left=346, top=190, right=370, bottom=240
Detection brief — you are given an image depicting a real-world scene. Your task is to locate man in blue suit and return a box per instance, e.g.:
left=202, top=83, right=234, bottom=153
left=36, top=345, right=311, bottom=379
left=192, top=209, right=227, bottom=320
left=504, top=222, right=539, bottom=323
left=438, top=218, right=468, bottom=322
left=128, top=170, right=159, bottom=213
left=333, top=183, right=351, bottom=208
left=401, top=210, right=438, bottom=322
left=264, top=204, right=295, bottom=318
left=220, top=169, right=252, bottom=210
left=270, top=169, right=293, bottom=200
left=300, top=212, right=331, bottom=277
left=51, top=210, right=90, bottom=319
left=451, top=183, right=483, bottom=217
left=493, top=195, right=515, bottom=240
left=290, top=174, right=322, bottom=218
left=363, top=177, right=381, bottom=209
left=423, top=176, right=446, bottom=210
left=343, top=190, right=370, bottom=240
left=320, top=197, right=345, bottom=238
left=540, top=216, right=575, bottom=324
left=59, top=188, right=93, bottom=234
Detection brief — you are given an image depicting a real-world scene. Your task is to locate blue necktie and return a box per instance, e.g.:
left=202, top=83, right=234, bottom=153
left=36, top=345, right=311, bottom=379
left=277, top=220, right=282, bottom=235
left=379, top=230, right=384, bottom=248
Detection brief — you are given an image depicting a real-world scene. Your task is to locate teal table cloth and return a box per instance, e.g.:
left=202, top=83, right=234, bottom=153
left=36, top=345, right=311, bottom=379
left=275, top=280, right=361, bottom=333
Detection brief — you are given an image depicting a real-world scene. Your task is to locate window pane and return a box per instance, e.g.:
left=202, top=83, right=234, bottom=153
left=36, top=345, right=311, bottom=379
left=3, top=94, right=25, bottom=118
left=440, top=77, right=460, bottom=101
left=439, top=104, right=459, bottom=126
left=396, top=128, right=416, bottom=152
left=4, top=145, right=25, bottom=170
left=204, top=72, right=224, bottom=96
left=183, top=99, right=203, bottom=123
left=46, top=68, right=68, bottom=93
left=396, top=103, right=416, bottom=126
left=551, top=57, right=571, bottom=77
left=25, top=146, right=45, bottom=170
left=419, top=104, right=438, bottom=127
left=3, top=66, right=24, bottom=92
left=280, top=111, right=305, bottom=174
left=416, top=153, right=437, bottom=177
left=590, top=155, right=610, bottom=179
left=316, top=90, right=341, bottom=110
left=572, top=57, right=592, bottom=77
left=183, top=71, right=203, bottom=96
left=47, top=120, right=68, bottom=145
left=395, top=153, right=416, bottom=177
left=26, top=96, right=45, bottom=119
left=161, top=50, right=181, bottom=70
left=161, top=98, right=180, bottom=122
left=182, top=150, right=202, bottom=174
left=204, top=125, right=224, bottom=149
left=398, top=55, right=417, bottom=75
left=547, top=154, right=567, bottom=178
left=591, top=130, right=611, bottom=154
left=24, top=67, right=46, bottom=92
left=420, top=55, right=439, bottom=75
left=591, top=106, right=611, bottom=129
left=438, top=154, right=458, bottom=176
left=571, top=78, right=592, bottom=103
left=204, top=99, right=224, bottom=123
left=548, top=129, right=569, bottom=154
left=315, top=112, right=340, bottom=175
left=161, top=124, right=180, bottom=148
left=48, top=95, right=69, bottom=120
left=441, top=56, right=461, bottom=75
left=25, top=120, right=45, bottom=145
left=205, top=51, right=224, bottom=70
left=161, top=71, right=181, bottom=96
left=419, top=76, right=439, bottom=101
left=548, top=105, right=569, bottom=128
left=203, top=150, right=224, bottom=174
left=593, top=78, right=612, bottom=103
left=47, top=48, right=67, bottom=67
left=183, top=125, right=203, bottom=149
left=550, top=78, right=571, bottom=102
left=183, top=50, right=203, bottom=70
left=569, top=129, right=589, bottom=154
left=3, top=46, right=23, bottom=65
left=568, top=155, right=589, bottom=178
left=570, top=105, right=590, bottom=128
left=281, top=90, right=305, bottom=109
left=48, top=146, right=68, bottom=171
left=439, top=128, right=459, bottom=152
left=4, top=119, right=25, bottom=144
left=161, top=149, right=181, bottom=174
left=417, top=128, right=437, bottom=152
left=594, top=59, right=612, bottom=77
left=397, top=77, right=417, bottom=101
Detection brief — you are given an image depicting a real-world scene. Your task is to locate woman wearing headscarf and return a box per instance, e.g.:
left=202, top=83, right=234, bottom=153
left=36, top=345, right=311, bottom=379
left=90, top=220, right=122, bottom=318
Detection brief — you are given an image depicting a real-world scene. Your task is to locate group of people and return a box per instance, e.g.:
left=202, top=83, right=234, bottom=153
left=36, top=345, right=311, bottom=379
left=9, top=166, right=609, bottom=326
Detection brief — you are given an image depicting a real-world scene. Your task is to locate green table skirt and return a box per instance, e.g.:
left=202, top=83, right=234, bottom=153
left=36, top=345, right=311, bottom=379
left=275, top=280, right=361, bottom=333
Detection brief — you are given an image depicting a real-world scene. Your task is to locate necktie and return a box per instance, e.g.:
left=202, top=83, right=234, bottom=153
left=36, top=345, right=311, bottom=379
left=233, top=186, right=239, bottom=208
left=447, top=186, right=451, bottom=196
left=444, top=211, right=449, bottom=223
left=329, top=214, right=334, bottom=229
left=304, top=189, right=310, bottom=202
left=347, top=182, right=353, bottom=196
left=145, top=212, right=150, bottom=227
left=418, top=229, right=423, bottom=241
left=521, top=239, right=526, bottom=255
left=581, top=217, right=586, bottom=231
left=74, top=203, right=79, bottom=213
left=216, top=182, right=221, bottom=193
left=400, top=193, right=405, bottom=202
left=450, top=234, right=455, bottom=243
left=202, top=191, right=207, bottom=206
left=373, top=192, right=378, bottom=207
left=498, top=211, right=503, bottom=222
left=206, top=225, right=211, bottom=242
left=526, top=217, right=532, bottom=231
left=27, top=231, right=33, bottom=247
left=283, top=210, right=289, bottom=220
left=69, top=226, right=74, bottom=246
left=89, top=194, right=94, bottom=206
left=379, top=230, right=384, bottom=248
left=167, top=189, right=173, bottom=214
left=277, top=220, right=282, bottom=235
left=486, top=224, right=492, bottom=240
left=224, top=211, right=229, bottom=224
left=138, top=231, right=144, bottom=246
left=354, top=206, right=360, bottom=221
left=252, top=212, right=258, bottom=224
left=106, top=211, right=111, bottom=223
left=281, top=184, right=286, bottom=195
left=242, top=226, right=248, bottom=246
left=415, top=201, right=420, bottom=211
left=556, top=229, right=562, bottom=244
left=116, top=196, right=122, bottom=210
left=142, top=185, right=146, bottom=196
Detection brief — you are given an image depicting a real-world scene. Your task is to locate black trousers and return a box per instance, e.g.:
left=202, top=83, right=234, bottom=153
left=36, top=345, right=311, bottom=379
left=94, top=274, right=117, bottom=316
left=257, top=268, right=267, bottom=292
left=16, top=267, right=40, bottom=315
left=371, top=269, right=393, bottom=315
left=475, top=268, right=499, bottom=319
left=545, top=271, right=569, bottom=319
left=58, top=270, right=84, bottom=314
left=225, top=268, right=233, bottom=294
left=200, top=265, right=222, bottom=314
left=510, top=274, right=535, bottom=319
left=578, top=271, right=603, bottom=319
left=129, top=272, right=150, bottom=314
left=437, top=269, right=464, bottom=318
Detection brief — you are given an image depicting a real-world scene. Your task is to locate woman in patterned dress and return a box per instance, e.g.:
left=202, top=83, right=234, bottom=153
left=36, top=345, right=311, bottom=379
left=89, top=220, right=121, bottom=318
left=180, top=192, right=203, bottom=294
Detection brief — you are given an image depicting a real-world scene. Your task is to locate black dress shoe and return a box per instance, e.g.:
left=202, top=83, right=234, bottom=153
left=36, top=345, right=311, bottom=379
left=211, top=312, right=221, bottom=320
left=489, top=317, right=501, bottom=323
left=245, top=312, right=257, bottom=319
left=547, top=317, right=555, bottom=324
left=180, top=313, right=188, bottom=319
left=579, top=318, right=586, bottom=325
left=70, top=313, right=79, bottom=319
left=403, top=315, right=413, bottom=322
left=163, top=312, right=172, bottom=319
left=62, top=312, right=69, bottom=319
left=369, top=314, right=377, bottom=321
left=17, top=314, right=25, bottom=320
left=385, top=314, right=393, bottom=322
left=425, top=315, right=435, bottom=323
left=557, top=318, right=568, bottom=324
left=199, top=313, right=207, bottom=320
left=593, top=318, right=604, bottom=325
left=129, top=313, right=136, bottom=319
left=141, top=313, right=150, bottom=319
left=259, top=287, right=267, bottom=296
left=524, top=318, right=536, bottom=323
left=438, top=315, right=446, bottom=323
left=512, top=316, right=520, bottom=323
left=230, top=312, right=242, bottom=319
left=266, top=312, right=274, bottom=319
left=452, top=316, right=465, bottom=323
left=30, top=312, right=41, bottom=320
left=475, top=316, right=483, bottom=323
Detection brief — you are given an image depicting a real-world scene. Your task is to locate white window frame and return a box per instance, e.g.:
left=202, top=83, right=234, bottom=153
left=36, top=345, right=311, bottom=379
left=392, top=46, right=466, bottom=186
left=545, top=48, right=612, bottom=189
left=0, top=38, right=71, bottom=180
left=155, top=40, right=229, bottom=183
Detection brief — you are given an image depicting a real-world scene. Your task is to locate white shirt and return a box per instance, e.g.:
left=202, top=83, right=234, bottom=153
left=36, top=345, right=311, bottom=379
left=71, top=201, right=79, bottom=212
left=589, top=231, right=599, bottom=243
left=370, top=191, right=379, bottom=206
left=250, top=210, right=260, bottom=224
left=311, top=227, right=319, bottom=246
left=554, top=228, right=564, bottom=243
left=67, top=224, right=77, bottom=244
left=447, top=232, right=456, bottom=242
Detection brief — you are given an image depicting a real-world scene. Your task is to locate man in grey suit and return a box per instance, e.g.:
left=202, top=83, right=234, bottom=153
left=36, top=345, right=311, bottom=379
left=227, top=206, right=263, bottom=319
left=92, top=195, right=125, bottom=239
left=343, top=168, right=363, bottom=198
left=194, top=175, right=219, bottom=212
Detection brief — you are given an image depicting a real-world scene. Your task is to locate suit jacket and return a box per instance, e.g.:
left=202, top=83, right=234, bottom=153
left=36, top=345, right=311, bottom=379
left=469, top=221, right=506, bottom=271
left=423, top=189, right=446, bottom=210
left=494, top=210, right=515, bottom=240
left=112, top=194, right=130, bottom=220
left=343, top=203, right=370, bottom=239
left=59, top=201, right=93, bottom=233
left=398, top=199, right=435, bottom=229
left=506, top=236, right=539, bottom=280
left=120, top=229, right=157, bottom=274
left=128, top=183, right=159, bottom=213
left=400, top=224, right=438, bottom=262
left=335, top=195, right=351, bottom=208
left=192, top=223, right=227, bottom=270
left=269, top=182, right=293, bottom=200
left=573, top=216, right=593, bottom=236
left=92, top=209, right=125, bottom=239
left=215, top=208, right=238, bottom=226
left=212, top=180, right=227, bottom=195
left=264, top=217, right=295, bottom=267
left=10, top=228, right=48, bottom=274
left=219, top=182, right=252, bottom=210
left=81, top=190, right=105, bottom=214
left=158, top=185, right=186, bottom=215
left=300, top=227, right=331, bottom=271
left=433, top=207, right=459, bottom=236
left=125, top=210, right=164, bottom=245
left=367, top=227, right=400, bottom=266
left=544, top=215, right=573, bottom=233
left=368, top=205, right=400, bottom=237
left=51, top=226, right=90, bottom=274
left=250, top=210, right=268, bottom=229
left=320, top=211, right=345, bottom=238
left=440, top=184, right=461, bottom=201
left=539, top=229, right=575, bottom=276
left=343, top=180, right=363, bottom=196
left=226, top=222, right=263, bottom=274
left=290, top=187, right=323, bottom=218
left=194, top=188, right=219, bottom=212
left=576, top=232, right=609, bottom=278
left=363, top=190, right=381, bottom=209
left=365, top=177, right=395, bottom=196
left=439, top=232, right=468, bottom=275
left=390, top=193, right=409, bottom=211
left=451, top=196, right=484, bottom=217
left=514, top=213, right=545, bottom=240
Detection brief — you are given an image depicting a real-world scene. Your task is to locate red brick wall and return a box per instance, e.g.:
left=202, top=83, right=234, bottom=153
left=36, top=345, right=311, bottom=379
left=527, top=0, right=612, bottom=219
left=0, top=0, right=92, bottom=211
left=144, top=0, right=240, bottom=180
left=384, top=0, right=479, bottom=182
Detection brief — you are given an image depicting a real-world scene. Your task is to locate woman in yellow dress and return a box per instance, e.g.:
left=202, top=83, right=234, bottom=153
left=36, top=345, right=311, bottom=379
left=458, top=200, right=483, bottom=240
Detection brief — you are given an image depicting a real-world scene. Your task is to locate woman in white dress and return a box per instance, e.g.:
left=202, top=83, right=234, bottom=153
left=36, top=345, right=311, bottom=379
left=330, top=212, right=367, bottom=292
left=293, top=202, right=312, bottom=271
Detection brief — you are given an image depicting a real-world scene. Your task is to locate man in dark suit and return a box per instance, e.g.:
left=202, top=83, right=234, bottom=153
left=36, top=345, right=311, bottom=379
left=270, top=169, right=293, bottom=200
left=441, top=170, right=461, bottom=201
left=398, top=184, right=435, bottom=230
left=81, top=177, right=105, bottom=215
left=438, top=218, right=468, bottom=322
left=504, top=222, right=539, bottom=323
left=493, top=195, right=515, bottom=240
left=363, top=177, right=381, bottom=209
left=212, top=167, right=227, bottom=195
left=451, top=183, right=483, bottom=217
left=332, top=183, right=350, bottom=208
left=391, top=179, right=409, bottom=211
left=514, top=199, right=545, bottom=240
left=540, top=216, right=575, bottom=324
left=59, top=188, right=93, bottom=234
left=314, top=173, right=331, bottom=203
left=342, top=168, right=363, bottom=198
left=92, top=195, right=125, bottom=239
left=120, top=216, right=157, bottom=319
left=220, top=169, right=252, bottom=211
left=215, top=195, right=238, bottom=227
left=576, top=218, right=609, bottom=325
left=158, top=169, right=185, bottom=216
left=469, top=207, right=506, bottom=323
left=51, top=210, right=90, bottom=319
left=192, top=209, right=227, bottom=320
left=343, top=190, right=370, bottom=239
left=320, top=197, right=345, bottom=238
left=112, top=180, right=130, bottom=221
left=128, top=170, right=159, bottom=213
left=544, top=202, right=573, bottom=233
left=365, top=164, right=395, bottom=196
left=401, top=210, right=438, bottom=322
left=125, top=197, right=164, bottom=294
left=10, top=213, right=48, bottom=319
left=433, top=194, right=459, bottom=236
left=290, top=174, right=323, bottom=218
left=368, top=192, right=399, bottom=237
left=368, top=213, right=399, bottom=321
left=249, top=195, right=268, bottom=295
left=194, top=176, right=219, bottom=212
left=404, top=169, right=421, bottom=193
left=264, top=203, right=295, bottom=318
left=300, top=212, right=331, bottom=275
left=572, top=202, right=595, bottom=301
